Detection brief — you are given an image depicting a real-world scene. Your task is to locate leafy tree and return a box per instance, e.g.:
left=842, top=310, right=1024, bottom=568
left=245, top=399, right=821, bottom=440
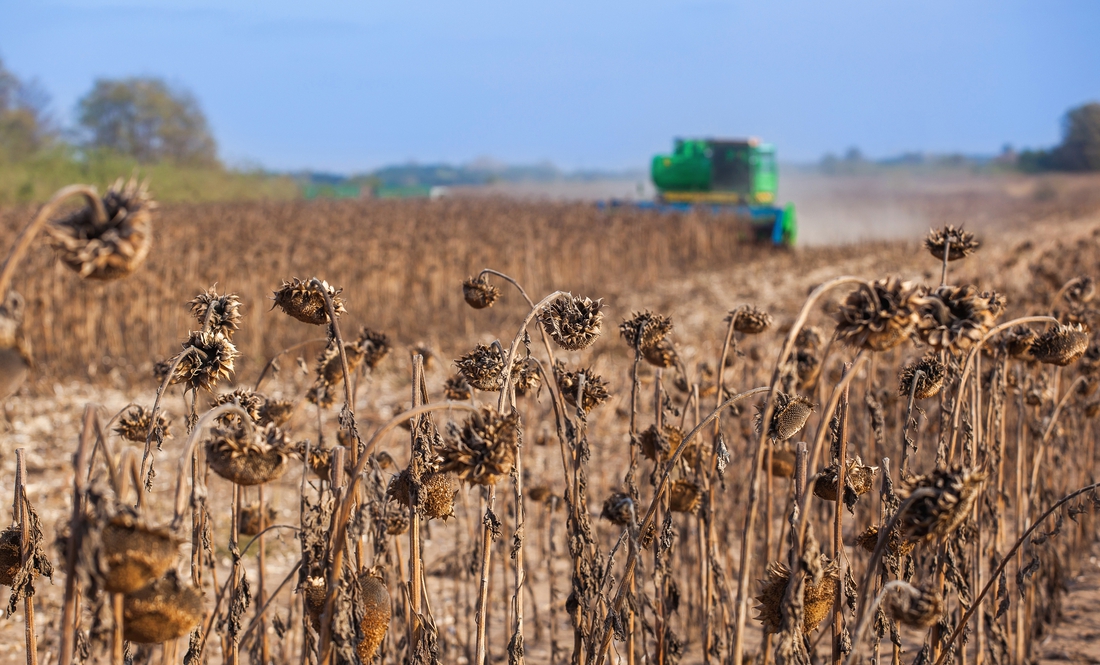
left=0, top=58, right=54, bottom=161
left=1052, top=102, right=1100, bottom=171
left=77, top=77, right=218, bottom=166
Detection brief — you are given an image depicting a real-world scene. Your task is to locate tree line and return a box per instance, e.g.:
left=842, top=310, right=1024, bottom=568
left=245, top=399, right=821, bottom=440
left=0, top=57, right=217, bottom=167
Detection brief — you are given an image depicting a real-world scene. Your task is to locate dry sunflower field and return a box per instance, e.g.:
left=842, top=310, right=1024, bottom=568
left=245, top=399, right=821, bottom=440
left=0, top=175, right=1099, bottom=665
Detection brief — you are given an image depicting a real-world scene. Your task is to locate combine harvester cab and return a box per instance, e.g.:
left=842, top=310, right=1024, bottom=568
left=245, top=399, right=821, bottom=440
left=644, top=137, right=797, bottom=246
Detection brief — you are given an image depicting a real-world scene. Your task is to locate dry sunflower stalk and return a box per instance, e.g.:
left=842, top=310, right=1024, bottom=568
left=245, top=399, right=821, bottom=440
left=272, top=277, right=346, bottom=325
left=47, top=177, right=154, bottom=280
left=539, top=293, right=603, bottom=350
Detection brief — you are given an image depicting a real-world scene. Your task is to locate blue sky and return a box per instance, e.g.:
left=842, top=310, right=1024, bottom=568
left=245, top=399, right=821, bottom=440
left=1, top=0, right=1098, bottom=171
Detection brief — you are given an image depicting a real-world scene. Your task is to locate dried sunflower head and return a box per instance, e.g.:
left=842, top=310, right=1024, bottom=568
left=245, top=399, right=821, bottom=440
left=539, top=294, right=603, bottom=351
left=898, top=355, right=946, bottom=400
left=835, top=277, right=922, bottom=352
left=439, top=407, right=521, bottom=486
left=315, top=340, right=366, bottom=387
left=455, top=343, right=506, bottom=391
left=555, top=363, right=610, bottom=413
left=356, top=327, right=390, bottom=369
left=728, top=305, right=773, bottom=335
left=527, top=484, right=552, bottom=504
left=1064, top=276, right=1097, bottom=307
left=924, top=224, right=979, bottom=261
left=770, top=443, right=796, bottom=478
left=48, top=177, right=154, bottom=280
left=669, top=479, right=702, bottom=513
left=914, top=285, right=999, bottom=353
left=1004, top=326, right=1039, bottom=361
left=511, top=357, right=542, bottom=397
left=387, top=470, right=458, bottom=521
left=188, top=287, right=242, bottom=338
left=357, top=571, right=392, bottom=662
left=272, top=278, right=346, bottom=325
left=100, top=512, right=181, bottom=594
left=855, top=524, right=915, bottom=558
left=898, top=466, right=987, bottom=541
left=813, top=457, right=878, bottom=507
left=205, top=422, right=291, bottom=486
left=238, top=502, right=277, bottom=537
left=258, top=398, right=295, bottom=427
left=114, top=405, right=172, bottom=444
left=1030, top=323, right=1089, bottom=366
left=884, top=584, right=944, bottom=629
left=462, top=275, right=501, bottom=309
left=754, top=393, right=816, bottom=441
left=171, top=330, right=237, bottom=391
left=754, top=558, right=838, bottom=634
left=639, top=424, right=694, bottom=464
left=122, top=570, right=203, bottom=644
left=0, top=528, right=20, bottom=586
left=444, top=373, right=472, bottom=401
left=1079, top=343, right=1100, bottom=374
left=213, top=387, right=267, bottom=425
left=642, top=336, right=679, bottom=369
left=601, top=491, right=634, bottom=526
left=620, top=310, right=673, bottom=354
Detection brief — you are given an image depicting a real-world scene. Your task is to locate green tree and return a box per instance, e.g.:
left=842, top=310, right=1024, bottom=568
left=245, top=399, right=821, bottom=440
left=1053, top=102, right=1100, bottom=171
left=77, top=77, right=218, bottom=166
left=0, top=58, right=54, bottom=161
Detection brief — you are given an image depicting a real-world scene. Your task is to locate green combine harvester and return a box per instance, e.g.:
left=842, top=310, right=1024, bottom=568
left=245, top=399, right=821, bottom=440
left=613, top=137, right=797, bottom=246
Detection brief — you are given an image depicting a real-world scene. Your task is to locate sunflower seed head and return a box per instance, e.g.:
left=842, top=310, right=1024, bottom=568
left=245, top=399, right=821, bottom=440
left=813, top=457, right=878, bottom=505
left=898, top=354, right=946, bottom=399
left=642, top=336, right=679, bottom=369
left=638, top=424, right=689, bottom=463
left=728, top=305, right=773, bottom=335
left=754, top=558, right=839, bottom=634
left=462, top=275, right=501, bottom=309
left=898, top=466, right=987, bottom=541
left=669, top=479, right=702, bottom=513
left=924, top=224, right=979, bottom=261
left=438, top=407, right=522, bottom=486
left=272, top=278, right=346, bottom=325
left=1031, top=323, right=1090, bottom=366
left=755, top=393, right=816, bottom=441
left=1064, top=276, right=1097, bottom=306
left=619, top=310, right=673, bottom=350
left=48, top=177, right=155, bottom=280
left=914, top=285, right=1000, bottom=353
left=884, top=584, right=944, bottom=629
left=601, top=491, right=634, bottom=526
left=188, top=287, right=242, bottom=338
left=835, top=277, right=923, bottom=352
left=539, top=293, right=603, bottom=350
left=443, top=373, right=473, bottom=401
left=554, top=363, right=610, bottom=413
left=855, top=524, right=915, bottom=558
left=511, top=357, right=542, bottom=397
left=356, top=327, right=390, bottom=369
left=1004, top=326, right=1039, bottom=360
left=454, top=343, right=506, bottom=391
left=171, top=330, right=237, bottom=391
left=114, top=405, right=172, bottom=443
left=205, top=421, right=291, bottom=485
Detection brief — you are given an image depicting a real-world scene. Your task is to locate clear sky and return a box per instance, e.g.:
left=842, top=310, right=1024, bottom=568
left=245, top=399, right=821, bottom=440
left=1, top=0, right=1098, bottom=172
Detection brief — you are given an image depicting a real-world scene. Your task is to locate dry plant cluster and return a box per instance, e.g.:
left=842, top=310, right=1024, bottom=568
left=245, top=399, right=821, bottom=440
left=0, top=179, right=1098, bottom=665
